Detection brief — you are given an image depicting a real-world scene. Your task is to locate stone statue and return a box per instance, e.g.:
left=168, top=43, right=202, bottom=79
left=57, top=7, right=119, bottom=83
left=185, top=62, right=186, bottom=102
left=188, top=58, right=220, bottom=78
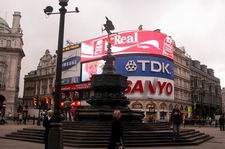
left=103, top=16, right=115, bottom=35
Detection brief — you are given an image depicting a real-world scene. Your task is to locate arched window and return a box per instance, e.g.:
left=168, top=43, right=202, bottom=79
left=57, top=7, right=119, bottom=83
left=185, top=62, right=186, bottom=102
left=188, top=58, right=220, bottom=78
left=146, top=103, right=156, bottom=113
left=132, top=101, right=143, bottom=109
left=169, top=104, right=173, bottom=111
left=7, top=40, right=11, bottom=47
left=0, top=71, right=2, bottom=88
left=0, top=62, right=6, bottom=89
left=159, top=103, right=167, bottom=111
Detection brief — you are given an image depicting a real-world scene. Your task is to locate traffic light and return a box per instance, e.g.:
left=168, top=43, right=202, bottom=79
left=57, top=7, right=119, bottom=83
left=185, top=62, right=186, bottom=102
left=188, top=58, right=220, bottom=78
left=60, top=101, right=65, bottom=109
left=71, top=101, right=76, bottom=107
left=71, top=100, right=81, bottom=107
left=76, top=100, right=81, bottom=107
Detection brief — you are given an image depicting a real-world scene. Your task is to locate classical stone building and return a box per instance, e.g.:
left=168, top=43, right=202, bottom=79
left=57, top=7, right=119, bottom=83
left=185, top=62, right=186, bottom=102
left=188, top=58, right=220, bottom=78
left=0, top=12, right=25, bottom=116
left=23, top=43, right=81, bottom=116
left=189, top=59, right=222, bottom=118
left=222, top=87, right=225, bottom=113
left=23, top=49, right=56, bottom=115
left=173, top=46, right=192, bottom=114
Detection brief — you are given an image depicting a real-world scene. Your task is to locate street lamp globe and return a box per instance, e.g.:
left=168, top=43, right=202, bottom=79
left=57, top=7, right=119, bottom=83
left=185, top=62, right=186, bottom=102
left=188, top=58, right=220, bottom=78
left=59, top=0, right=69, bottom=6
left=59, top=0, right=69, bottom=2
left=44, top=6, right=53, bottom=15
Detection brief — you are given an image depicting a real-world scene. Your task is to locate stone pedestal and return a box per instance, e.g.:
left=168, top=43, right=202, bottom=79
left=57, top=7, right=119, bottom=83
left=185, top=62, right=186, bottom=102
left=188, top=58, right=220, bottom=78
left=78, top=73, right=144, bottom=121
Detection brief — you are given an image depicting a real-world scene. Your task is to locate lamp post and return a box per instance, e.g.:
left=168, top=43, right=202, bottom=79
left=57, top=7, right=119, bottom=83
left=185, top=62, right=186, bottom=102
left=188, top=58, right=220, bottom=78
left=44, top=0, right=79, bottom=149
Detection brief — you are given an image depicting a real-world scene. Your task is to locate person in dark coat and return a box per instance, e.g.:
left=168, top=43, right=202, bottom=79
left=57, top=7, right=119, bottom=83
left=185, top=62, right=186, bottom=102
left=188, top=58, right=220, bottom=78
left=171, top=107, right=182, bottom=140
left=219, top=114, right=225, bottom=131
left=108, top=110, right=124, bottom=149
left=43, top=110, right=53, bottom=149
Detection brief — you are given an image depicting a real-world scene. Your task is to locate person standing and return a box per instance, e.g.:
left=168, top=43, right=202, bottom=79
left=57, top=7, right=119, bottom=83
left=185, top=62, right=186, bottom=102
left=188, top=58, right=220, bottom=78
left=64, top=93, right=72, bottom=121
left=219, top=114, right=225, bottom=131
left=108, top=110, right=125, bottom=149
left=70, top=106, right=77, bottom=121
left=18, top=112, right=22, bottom=125
left=171, top=107, right=182, bottom=140
left=43, top=110, right=53, bottom=149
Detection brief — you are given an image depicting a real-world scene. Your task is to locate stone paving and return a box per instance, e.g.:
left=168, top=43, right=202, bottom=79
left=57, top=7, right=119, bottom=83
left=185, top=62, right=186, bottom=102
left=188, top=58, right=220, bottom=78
left=0, top=123, right=225, bottom=149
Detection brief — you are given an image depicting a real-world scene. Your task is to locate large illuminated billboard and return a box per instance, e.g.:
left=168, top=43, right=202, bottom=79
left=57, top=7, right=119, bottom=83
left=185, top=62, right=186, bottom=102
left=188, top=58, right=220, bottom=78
left=64, top=30, right=174, bottom=100
left=62, top=44, right=81, bottom=85
left=124, top=77, right=174, bottom=100
left=115, top=55, right=173, bottom=80
left=116, top=55, right=174, bottom=100
left=81, top=30, right=174, bottom=62
left=80, top=55, right=174, bottom=100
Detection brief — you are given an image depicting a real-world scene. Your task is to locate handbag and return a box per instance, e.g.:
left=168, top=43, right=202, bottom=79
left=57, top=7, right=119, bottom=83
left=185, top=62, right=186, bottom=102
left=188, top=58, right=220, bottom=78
left=116, top=144, right=125, bottom=149
left=116, top=137, right=125, bottom=149
left=116, top=145, right=124, bottom=149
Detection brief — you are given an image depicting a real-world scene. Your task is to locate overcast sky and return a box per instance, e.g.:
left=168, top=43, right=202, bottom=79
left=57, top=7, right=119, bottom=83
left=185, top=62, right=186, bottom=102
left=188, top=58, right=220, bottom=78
left=1, top=0, right=225, bottom=97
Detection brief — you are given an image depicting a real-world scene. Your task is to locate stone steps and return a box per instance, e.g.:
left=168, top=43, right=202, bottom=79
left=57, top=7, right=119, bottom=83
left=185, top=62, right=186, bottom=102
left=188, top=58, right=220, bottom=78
left=1, top=121, right=213, bottom=147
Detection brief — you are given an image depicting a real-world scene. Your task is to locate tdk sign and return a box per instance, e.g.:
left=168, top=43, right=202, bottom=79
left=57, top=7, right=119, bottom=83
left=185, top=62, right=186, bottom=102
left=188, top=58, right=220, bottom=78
left=125, top=60, right=171, bottom=74
left=125, top=60, right=137, bottom=71
left=116, top=55, right=174, bottom=80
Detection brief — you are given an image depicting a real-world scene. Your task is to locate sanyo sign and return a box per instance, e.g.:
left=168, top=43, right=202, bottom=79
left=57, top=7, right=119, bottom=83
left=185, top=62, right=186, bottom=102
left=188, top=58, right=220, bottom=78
left=124, top=77, right=174, bottom=100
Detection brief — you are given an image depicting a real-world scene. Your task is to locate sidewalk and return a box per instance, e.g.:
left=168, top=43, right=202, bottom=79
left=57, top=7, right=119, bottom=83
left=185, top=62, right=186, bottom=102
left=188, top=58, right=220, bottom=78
left=0, top=123, right=225, bottom=149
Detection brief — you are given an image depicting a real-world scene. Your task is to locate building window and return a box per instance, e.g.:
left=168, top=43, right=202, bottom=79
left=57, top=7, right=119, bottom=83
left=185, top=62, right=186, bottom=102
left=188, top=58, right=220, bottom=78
left=7, top=40, right=11, bottom=47
left=132, top=101, right=143, bottom=109
left=0, top=72, right=3, bottom=88
left=0, top=65, right=5, bottom=89
left=169, top=104, right=173, bottom=111
left=159, top=103, right=167, bottom=120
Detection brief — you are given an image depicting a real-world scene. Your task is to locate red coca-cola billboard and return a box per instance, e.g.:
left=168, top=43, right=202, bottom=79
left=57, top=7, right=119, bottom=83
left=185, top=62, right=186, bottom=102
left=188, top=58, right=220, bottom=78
left=81, top=30, right=174, bottom=62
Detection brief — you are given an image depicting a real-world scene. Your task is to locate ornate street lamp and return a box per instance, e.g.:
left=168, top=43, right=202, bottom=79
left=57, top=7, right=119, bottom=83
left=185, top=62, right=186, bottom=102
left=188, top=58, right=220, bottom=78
left=44, top=0, right=79, bottom=148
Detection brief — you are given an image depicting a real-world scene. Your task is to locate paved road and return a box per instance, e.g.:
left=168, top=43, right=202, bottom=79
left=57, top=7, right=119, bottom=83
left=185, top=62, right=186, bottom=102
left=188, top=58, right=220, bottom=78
left=0, top=123, right=225, bottom=149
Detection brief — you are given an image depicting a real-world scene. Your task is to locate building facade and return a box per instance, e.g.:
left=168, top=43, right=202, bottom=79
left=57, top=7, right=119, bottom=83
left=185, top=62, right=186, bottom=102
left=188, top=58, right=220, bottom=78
left=0, top=12, right=25, bottom=116
left=23, top=43, right=81, bottom=116
left=222, top=87, right=225, bottom=113
left=23, top=49, right=56, bottom=115
left=189, top=59, right=222, bottom=118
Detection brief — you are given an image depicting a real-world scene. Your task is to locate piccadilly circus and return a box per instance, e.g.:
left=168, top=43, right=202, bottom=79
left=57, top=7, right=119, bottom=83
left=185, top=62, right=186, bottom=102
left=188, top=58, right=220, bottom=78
left=61, top=30, right=189, bottom=121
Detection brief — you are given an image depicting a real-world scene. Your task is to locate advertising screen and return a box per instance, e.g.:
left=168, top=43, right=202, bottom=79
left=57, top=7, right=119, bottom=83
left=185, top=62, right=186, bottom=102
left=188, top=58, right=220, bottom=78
left=81, top=55, right=174, bottom=82
left=115, top=55, right=173, bottom=80
left=116, top=55, right=174, bottom=100
left=81, top=59, right=105, bottom=82
left=124, top=76, right=174, bottom=100
left=80, top=54, right=174, bottom=100
left=62, top=44, right=81, bottom=85
left=81, top=30, right=174, bottom=62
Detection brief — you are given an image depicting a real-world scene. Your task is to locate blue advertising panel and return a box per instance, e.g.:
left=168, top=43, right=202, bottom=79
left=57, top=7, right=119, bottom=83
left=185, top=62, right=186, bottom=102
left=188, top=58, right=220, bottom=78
left=62, top=56, right=80, bottom=71
left=115, top=55, right=173, bottom=80
left=62, top=44, right=81, bottom=85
